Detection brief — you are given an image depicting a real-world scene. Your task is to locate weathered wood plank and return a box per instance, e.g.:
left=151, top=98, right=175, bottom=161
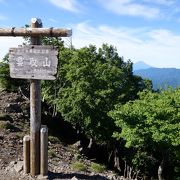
left=30, top=18, right=41, bottom=177
left=9, top=45, right=58, bottom=80
left=0, top=27, right=72, bottom=37
left=40, top=125, right=48, bottom=176
left=23, top=135, right=30, bottom=174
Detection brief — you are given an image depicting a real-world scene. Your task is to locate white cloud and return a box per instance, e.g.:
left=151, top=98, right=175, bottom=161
left=99, top=0, right=161, bottom=19
left=143, top=0, right=175, bottom=6
left=72, top=22, right=180, bottom=68
left=48, top=0, right=82, bottom=13
left=1, top=22, right=179, bottom=68
left=148, top=29, right=180, bottom=46
left=0, top=37, right=24, bottom=60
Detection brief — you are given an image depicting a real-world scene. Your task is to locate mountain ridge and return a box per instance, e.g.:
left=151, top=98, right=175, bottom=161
left=134, top=67, right=180, bottom=89
left=133, top=61, right=153, bottom=71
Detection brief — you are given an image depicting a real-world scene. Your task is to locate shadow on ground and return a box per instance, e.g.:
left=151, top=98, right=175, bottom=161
left=48, top=171, right=108, bottom=180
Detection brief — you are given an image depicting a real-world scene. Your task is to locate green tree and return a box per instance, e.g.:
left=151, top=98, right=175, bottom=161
left=0, top=54, right=27, bottom=91
left=42, top=43, right=150, bottom=143
left=109, top=89, right=180, bottom=179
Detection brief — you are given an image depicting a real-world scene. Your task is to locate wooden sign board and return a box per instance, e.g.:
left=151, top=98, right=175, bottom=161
left=9, top=45, right=58, bottom=80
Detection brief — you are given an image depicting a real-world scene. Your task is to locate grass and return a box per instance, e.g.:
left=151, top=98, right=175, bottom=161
left=0, top=114, right=12, bottom=121
left=90, top=162, right=106, bottom=173
left=0, top=121, right=14, bottom=130
left=15, top=132, right=25, bottom=139
left=74, top=153, right=82, bottom=160
left=48, top=149, right=57, bottom=158
left=48, top=135, right=60, bottom=144
left=71, top=161, right=87, bottom=172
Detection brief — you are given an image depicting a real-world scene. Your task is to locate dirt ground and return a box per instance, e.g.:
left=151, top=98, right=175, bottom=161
left=0, top=90, right=124, bottom=180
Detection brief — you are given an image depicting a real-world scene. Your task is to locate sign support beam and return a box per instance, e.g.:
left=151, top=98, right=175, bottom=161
left=0, top=27, right=72, bottom=37
left=30, top=18, right=42, bottom=176
left=0, top=17, right=72, bottom=177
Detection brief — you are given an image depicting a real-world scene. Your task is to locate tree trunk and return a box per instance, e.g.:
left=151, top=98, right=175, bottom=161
left=114, top=148, right=121, bottom=171
left=158, top=164, right=163, bottom=180
left=88, top=138, right=93, bottom=149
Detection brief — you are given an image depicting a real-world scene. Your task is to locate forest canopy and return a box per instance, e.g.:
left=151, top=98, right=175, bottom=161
left=0, top=38, right=179, bottom=179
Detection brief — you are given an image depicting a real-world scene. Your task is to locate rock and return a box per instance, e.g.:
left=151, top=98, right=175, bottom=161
left=90, top=172, right=95, bottom=176
left=0, top=135, right=4, bottom=140
left=79, top=147, right=83, bottom=152
left=120, top=176, right=125, bottom=180
left=107, top=173, right=120, bottom=180
left=37, top=174, right=48, bottom=179
left=14, top=161, right=23, bottom=173
left=19, top=139, right=23, bottom=144
left=9, top=161, right=16, bottom=167
left=71, top=176, right=78, bottom=180
left=5, top=103, right=21, bottom=113
left=72, top=141, right=81, bottom=149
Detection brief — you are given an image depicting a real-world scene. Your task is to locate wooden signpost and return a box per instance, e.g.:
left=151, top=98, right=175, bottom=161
left=30, top=18, right=42, bottom=176
left=9, top=45, right=58, bottom=80
left=0, top=18, right=72, bottom=177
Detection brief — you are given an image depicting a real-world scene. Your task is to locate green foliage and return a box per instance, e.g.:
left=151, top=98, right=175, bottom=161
left=71, top=161, right=87, bottom=171
left=42, top=43, right=149, bottom=142
left=48, top=136, right=60, bottom=144
left=109, top=88, right=180, bottom=176
left=90, top=162, right=106, bottom=173
left=74, top=153, right=82, bottom=160
left=0, top=54, right=27, bottom=92
left=0, top=114, right=12, bottom=121
left=0, top=121, right=14, bottom=130
left=111, top=89, right=180, bottom=147
left=42, top=37, right=64, bottom=47
left=48, top=149, right=57, bottom=158
left=15, top=132, right=25, bottom=139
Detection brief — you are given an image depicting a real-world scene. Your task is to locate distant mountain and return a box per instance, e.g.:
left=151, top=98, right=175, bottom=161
left=134, top=67, right=180, bottom=89
left=133, top=61, right=153, bottom=71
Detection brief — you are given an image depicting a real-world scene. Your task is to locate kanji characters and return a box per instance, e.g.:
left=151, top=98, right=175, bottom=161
left=43, top=57, right=51, bottom=67
left=16, top=56, right=24, bottom=67
left=29, top=58, right=38, bottom=67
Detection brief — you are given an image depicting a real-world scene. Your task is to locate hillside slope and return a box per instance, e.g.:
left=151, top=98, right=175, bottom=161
left=134, top=67, right=180, bottom=89
left=0, top=90, right=122, bottom=180
left=133, top=61, right=153, bottom=71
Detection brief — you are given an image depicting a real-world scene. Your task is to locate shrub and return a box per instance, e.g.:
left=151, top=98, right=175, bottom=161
left=48, top=136, right=60, bottom=144
left=48, top=149, right=56, bottom=158
left=71, top=161, right=87, bottom=172
left=0, top=114, right=12, bottom=121
left=0, top=121, right=14, bottom=130
left=0, top=61, right=27, bottom=92
left=90, top=162, right=106, bottom=173
left=74, top=153, right=81, bottom=160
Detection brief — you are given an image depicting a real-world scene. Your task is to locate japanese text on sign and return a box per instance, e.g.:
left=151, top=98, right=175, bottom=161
left=9, top=45, right=58, bottom=80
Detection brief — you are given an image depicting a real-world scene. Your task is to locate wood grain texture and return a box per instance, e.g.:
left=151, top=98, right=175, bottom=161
left=40, top=125, right=48, bottom=176
left=0, top=28, right=72, bottom=37
left=23, top=135, right=30, bottom=174
left=9, top=45, right=58, bottom=80
left=30, top=18, right=41, bottom=177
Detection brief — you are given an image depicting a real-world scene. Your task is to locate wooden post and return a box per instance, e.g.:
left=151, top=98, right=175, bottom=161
left=30, top=18, right=42, bottom=176
left=0, top=18, right=72, bottom=177
left=23, top=135, right=30, bottom=174
left=40, top=125, right=48, bottom=176
left=0, top=27, right=72, bottom=37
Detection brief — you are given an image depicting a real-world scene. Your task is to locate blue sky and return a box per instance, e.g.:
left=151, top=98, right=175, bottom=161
left=0, top=0, right=180, bottom=68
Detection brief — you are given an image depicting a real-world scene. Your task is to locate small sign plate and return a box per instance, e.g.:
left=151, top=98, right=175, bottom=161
left=9, top=45, right=58, bottom=80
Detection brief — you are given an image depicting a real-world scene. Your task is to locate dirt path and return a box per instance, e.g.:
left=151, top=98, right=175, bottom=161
left=0, top=90, right=124, bottom=180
